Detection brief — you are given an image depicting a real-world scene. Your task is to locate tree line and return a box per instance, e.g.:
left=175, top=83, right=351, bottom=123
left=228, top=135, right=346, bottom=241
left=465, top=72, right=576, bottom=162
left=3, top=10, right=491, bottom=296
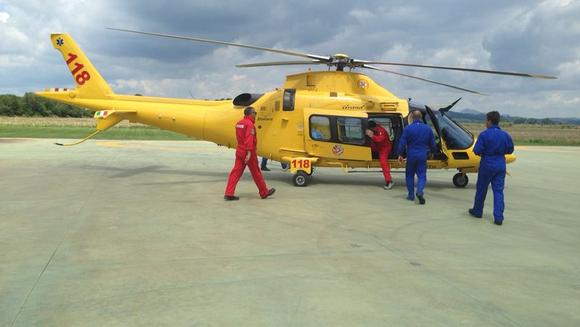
left=2, top=93, right=578, bottom=125
left=0, top=93, right=91, bottom=117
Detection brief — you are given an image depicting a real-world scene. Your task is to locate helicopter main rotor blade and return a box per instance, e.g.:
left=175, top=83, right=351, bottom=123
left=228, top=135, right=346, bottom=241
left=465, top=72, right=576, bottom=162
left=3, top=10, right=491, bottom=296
left=363, top=64, right=486, bottom=95
left=236, top=60, right=327, bottom=68
left=107, top=27, right=331, bottom=62
left=356, top=61, right=557, bottom=79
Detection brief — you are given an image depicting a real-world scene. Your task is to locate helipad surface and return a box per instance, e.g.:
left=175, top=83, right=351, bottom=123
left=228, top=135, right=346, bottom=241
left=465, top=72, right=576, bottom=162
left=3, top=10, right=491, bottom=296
left=1, top=139, right=579, bottom=326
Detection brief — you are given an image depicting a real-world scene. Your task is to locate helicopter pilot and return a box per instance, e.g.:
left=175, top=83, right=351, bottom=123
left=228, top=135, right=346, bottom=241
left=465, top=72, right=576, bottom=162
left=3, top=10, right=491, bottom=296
left=366, top=120, right=394, bottom=190
left=310, top=125, right=326, bottom=140
left=224, top=106, right=276, bottom=200
left=469, top=111, right=514, bottom=225
left=311, top=128, right=324, bottom=140
left=397, top=110, right=437, bottom=204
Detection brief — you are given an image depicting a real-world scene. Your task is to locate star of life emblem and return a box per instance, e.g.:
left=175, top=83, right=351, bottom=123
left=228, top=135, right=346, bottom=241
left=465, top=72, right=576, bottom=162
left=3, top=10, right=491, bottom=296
left=332, top=144, right=344, bottom=156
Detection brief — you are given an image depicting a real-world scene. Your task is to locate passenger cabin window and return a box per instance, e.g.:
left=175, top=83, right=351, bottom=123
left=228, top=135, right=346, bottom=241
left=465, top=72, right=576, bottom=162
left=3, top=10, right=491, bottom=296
left=309, top=116, right=331, bottom=141
left=337, top=117, right=365, bottom=145
left=283, top=89, right=296, bottom=111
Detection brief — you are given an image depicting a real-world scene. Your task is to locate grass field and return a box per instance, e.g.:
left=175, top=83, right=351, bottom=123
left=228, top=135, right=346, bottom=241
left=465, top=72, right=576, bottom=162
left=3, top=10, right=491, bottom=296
left=1, top=117, right=579, bottom=145
left=0, top=117, right=190, bottom=140
left=462, top=123, right=580, bottom=146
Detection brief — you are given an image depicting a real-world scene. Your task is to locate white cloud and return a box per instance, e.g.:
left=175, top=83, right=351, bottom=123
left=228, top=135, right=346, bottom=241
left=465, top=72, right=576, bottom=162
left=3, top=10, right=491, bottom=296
left=349, top=9, right=375, bottom=20
left=0, top=54, right=34, bottom=67
left=0, top=11, right=9, bottom=23
left=542, top=0, right=574, bottom=8
left=0, top=0, right=579, bottom=118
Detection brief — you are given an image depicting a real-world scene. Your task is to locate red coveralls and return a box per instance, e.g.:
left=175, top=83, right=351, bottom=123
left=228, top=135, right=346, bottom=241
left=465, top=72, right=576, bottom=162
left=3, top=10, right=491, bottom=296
left=370, top=125, right=393, bottom=183
left=224, top=115, right=269, bottom=197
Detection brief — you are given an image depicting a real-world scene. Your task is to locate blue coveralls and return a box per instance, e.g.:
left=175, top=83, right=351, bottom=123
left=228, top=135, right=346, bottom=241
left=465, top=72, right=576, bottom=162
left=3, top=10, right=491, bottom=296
left=472, top=125, right=514, bottom=222
left=397, top=120, right=437, bottom=200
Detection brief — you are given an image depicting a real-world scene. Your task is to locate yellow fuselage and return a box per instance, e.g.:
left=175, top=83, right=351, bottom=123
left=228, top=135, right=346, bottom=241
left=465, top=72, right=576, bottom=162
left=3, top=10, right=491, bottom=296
left=36, top=32, right=515, bottom=175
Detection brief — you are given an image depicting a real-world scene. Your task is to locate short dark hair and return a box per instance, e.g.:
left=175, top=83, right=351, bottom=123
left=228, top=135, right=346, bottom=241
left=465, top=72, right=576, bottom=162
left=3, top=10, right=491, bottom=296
left=412, top=110, right=422, bottom=120
left=486, top=111, right=500, bottom=125
left=244, top=106, right=256, bottom=116
left=368, top=120, right=377, bottom=128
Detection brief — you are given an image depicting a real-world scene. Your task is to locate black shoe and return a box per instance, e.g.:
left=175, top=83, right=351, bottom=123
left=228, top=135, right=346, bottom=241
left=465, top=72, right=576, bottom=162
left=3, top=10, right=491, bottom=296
left=416, top=193, right=425, bottom=205
left=468, top=209, right=482, bottom=218
left=261, top=188, right=276, bottom=199
left=494, top=220, right=503, bottom=226
left=224, top=195, right=239, bottom=201
left=261, top=166, right=271, bottom=171
left=383, top=181, right=394, bottom=190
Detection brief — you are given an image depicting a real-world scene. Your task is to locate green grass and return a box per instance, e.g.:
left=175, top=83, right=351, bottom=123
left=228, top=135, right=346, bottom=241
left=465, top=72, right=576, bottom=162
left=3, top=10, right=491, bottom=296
left=0, top=126, right=192, bottom=140
left=514, top=139, right=580, bottom=146
left=2, top=123, right=579, bottom=146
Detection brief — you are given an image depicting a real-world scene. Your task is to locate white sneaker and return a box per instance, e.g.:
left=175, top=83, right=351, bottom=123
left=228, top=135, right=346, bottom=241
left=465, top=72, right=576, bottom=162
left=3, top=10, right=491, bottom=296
left=384, top=182, right=394, bottom=190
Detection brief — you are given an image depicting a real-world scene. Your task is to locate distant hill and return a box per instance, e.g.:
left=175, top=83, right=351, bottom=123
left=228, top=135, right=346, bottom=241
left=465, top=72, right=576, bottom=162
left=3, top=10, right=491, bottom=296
left=446, top=110, right=486, bottom=123
left=458, top=108, right=482, bottom=115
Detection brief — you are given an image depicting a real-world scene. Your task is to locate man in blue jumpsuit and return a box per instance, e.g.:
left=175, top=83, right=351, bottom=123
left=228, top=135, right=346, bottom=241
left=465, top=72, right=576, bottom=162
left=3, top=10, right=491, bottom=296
left=397, top=110, right=437, bottom=204
left=469, top=111, right=514, bottom=225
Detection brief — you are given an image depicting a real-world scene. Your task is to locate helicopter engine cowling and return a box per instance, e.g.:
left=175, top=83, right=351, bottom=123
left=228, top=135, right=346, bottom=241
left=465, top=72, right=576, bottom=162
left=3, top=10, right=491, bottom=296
left=233, top=93, right=264, bottom=107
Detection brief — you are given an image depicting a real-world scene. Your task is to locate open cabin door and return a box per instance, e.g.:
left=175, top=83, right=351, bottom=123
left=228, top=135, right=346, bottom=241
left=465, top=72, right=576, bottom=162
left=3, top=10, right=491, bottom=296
left=304, top=108, right=371, bottom=161
left=427, top=107, right=476, bottom=164
left=424, top=106, right=449, bottom=162
left=367, top=113, right=404, bottom=159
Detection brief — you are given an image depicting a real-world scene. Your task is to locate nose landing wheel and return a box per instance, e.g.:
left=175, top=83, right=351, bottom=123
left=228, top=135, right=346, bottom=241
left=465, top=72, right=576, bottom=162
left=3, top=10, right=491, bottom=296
left=453, top=172, right=469, bottom=188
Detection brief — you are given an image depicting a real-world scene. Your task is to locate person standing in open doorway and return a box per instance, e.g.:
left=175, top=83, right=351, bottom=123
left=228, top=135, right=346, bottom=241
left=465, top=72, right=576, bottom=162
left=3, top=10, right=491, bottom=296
left=366, top=120, right=394, bottom=190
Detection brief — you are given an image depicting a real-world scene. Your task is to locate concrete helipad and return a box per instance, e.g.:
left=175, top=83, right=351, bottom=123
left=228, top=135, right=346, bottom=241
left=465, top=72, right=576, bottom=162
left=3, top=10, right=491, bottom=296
left=1, top=139, right=579, bottom=326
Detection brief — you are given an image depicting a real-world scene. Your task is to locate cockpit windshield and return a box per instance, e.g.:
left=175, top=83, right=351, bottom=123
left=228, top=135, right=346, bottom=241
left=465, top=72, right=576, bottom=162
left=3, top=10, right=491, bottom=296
left=435, top=111, right=474, bottom=149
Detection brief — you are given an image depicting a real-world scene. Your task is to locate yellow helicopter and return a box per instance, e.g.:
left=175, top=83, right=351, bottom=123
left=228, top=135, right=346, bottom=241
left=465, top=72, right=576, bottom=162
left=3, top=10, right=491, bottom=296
left=36, top=29, right=556, bottom=187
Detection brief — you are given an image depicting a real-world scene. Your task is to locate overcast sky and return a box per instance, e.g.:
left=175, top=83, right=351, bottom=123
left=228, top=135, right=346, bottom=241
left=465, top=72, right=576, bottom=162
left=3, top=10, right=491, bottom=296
left=1, top=0, right=579, bottom=118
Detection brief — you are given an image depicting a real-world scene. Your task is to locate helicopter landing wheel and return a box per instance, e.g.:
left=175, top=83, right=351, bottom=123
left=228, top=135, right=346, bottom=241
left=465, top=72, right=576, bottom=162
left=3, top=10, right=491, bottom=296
left=293, top=170, right=310, bottom=187
left=453, top=172, right=469, bottom=188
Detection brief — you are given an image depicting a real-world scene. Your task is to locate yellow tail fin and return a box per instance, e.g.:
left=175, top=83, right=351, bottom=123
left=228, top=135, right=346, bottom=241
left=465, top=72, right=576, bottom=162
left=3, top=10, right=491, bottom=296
left=50, top=34, right=113, bottom=98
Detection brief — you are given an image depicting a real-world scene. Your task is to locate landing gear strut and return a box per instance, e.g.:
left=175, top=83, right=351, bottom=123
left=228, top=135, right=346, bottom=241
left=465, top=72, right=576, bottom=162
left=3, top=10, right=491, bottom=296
left=453, top=172, right=469, bottom=188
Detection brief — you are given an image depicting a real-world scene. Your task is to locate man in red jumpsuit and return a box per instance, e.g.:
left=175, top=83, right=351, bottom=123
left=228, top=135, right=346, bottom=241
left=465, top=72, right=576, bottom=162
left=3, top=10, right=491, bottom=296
left=366, top=120, right=394, bottom=189
left=224, top=107, right=276, bottom=201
